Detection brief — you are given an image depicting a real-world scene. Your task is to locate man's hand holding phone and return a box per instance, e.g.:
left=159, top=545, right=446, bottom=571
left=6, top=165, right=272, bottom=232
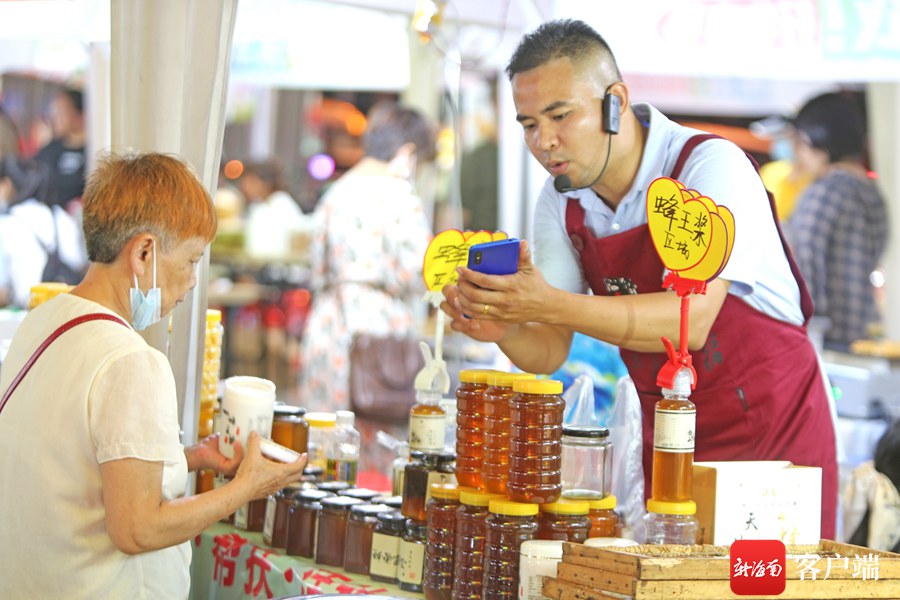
left=441, top=237, right=549, bottom=342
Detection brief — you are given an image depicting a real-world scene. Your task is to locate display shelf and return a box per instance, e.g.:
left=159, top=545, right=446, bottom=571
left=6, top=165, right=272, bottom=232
left=190, top=521, right=423, bottom=600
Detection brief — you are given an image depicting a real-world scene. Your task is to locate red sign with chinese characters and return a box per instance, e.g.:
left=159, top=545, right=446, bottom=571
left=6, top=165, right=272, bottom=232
left=730, top=539, right=786, bottom=595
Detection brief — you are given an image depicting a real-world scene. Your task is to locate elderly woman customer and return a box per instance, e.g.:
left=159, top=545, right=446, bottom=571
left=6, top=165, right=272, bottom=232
left=0, top=152, right=306, bottom=598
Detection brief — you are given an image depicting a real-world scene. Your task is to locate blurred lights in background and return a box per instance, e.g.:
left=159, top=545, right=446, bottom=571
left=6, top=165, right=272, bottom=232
left=307, top=153, right=335, bottom=181
left=223, top=159, right=244, bottom=179
left=871, top=268, right=886, bottom=289
left=412, top=0, right=444, bottom=43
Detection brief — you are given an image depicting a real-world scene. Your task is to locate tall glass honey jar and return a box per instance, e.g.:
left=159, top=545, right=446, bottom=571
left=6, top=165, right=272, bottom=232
left=482, top=371, right=536, bottom=494
left=506, top=379, right=564, bottom=504
left=423, top=483, right=460, bottom=600
left=451, top=488, right=504, bottom=600
left=455, top=369, right=495, bottom=489
left=483, top=499, right=538, bottom=600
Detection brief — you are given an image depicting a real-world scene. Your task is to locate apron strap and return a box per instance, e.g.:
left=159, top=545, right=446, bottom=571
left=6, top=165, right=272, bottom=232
left=670, top=133, right=815, bottom=323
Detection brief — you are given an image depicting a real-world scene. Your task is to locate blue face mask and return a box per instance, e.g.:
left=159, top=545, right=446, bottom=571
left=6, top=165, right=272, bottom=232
left=770, top=136, right=794, bottom=162
left=130, top=242, right=162, bottom=331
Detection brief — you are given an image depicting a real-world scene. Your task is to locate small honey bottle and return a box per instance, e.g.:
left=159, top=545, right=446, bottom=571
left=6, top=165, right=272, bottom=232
left=410, top=389, right=446, bottom=453
left=643, top=368, right=699, bottom=544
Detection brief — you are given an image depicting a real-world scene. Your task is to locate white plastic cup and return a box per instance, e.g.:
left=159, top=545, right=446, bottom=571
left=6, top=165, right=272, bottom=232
left=218, top=376, right=277, bottom=458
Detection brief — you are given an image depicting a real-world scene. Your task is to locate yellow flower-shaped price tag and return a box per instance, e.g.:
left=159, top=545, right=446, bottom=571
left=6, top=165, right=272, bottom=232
left=647, top=177, right=735, bottom=283
left=422, top=229, right=508, bottom=291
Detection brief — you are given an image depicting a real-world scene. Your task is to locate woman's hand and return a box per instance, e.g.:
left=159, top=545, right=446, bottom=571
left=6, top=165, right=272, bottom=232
left=184, top=433, right=243, bottom=476
left=233, top=432, right=308, bottom=500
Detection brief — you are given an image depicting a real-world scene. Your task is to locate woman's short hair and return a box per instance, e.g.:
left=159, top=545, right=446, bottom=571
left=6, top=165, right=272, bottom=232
left=82, top=152, right=217, bottom=263
left=363, top=102, right=435, bottom=163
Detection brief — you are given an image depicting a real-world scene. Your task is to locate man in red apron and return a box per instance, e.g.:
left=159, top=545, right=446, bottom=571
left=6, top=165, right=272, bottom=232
left=441, top=19, right=838, bottom=538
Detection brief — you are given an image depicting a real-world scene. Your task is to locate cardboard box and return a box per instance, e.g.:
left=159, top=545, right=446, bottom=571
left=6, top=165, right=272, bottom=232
left=692, top=461, right=821, bottom=545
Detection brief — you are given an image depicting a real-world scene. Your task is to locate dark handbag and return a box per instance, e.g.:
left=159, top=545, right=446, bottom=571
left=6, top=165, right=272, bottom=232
left=348, top=334, right=425, bottom=421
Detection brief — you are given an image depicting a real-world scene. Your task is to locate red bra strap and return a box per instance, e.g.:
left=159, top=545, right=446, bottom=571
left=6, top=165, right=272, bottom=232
left=0, top=313, right=128, bottom=415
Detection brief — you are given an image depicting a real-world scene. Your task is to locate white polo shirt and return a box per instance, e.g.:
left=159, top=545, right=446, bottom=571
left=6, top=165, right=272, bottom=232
left=533, top=102, right=804, bottom=326
left=0, top=293, right=190, bottom=599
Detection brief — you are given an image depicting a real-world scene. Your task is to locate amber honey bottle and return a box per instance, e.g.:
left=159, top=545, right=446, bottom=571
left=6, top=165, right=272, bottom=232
left=535, top=498, right=591, bottom=542
left=482, top=372, right=536, bottom=494
left=452, top=488, right=504, bottom=600
left=482, top=499, right=538, bottom=600
left=587, top=495, right=620, bottom=538
left=423, top=483, right=460, bottom=600
left=271, top=405, right=309, bottom=455
left=286, top=489, right=334, bottom=557
left=650, top=369, right=696, bottom=503
left=344, top=503, right=391, bottom=575
left=315, top=495, right=364, bottom=566
left=506, top=378, right=565, bottom=504
left=455, top=369, right=495, bottom=489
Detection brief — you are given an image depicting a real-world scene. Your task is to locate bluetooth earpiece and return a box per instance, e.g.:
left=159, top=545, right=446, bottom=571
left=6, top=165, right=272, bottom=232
left=602, top=90, right=621, bottom=134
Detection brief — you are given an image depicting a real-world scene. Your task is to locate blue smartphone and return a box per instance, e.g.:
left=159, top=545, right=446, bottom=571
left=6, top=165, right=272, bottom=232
left=467, top=238, right=520, bottom=275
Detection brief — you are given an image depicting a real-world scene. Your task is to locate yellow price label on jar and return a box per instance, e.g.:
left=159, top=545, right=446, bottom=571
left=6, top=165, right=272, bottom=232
left=422, top=229, right=508, bottom=291
left=646, top=177, right=735, bottom=283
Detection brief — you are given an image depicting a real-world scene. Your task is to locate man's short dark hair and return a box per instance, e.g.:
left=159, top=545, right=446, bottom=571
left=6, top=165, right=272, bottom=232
left=793, top=92, right=866, bottom=162
left=505, top=19, right=622, bottom=81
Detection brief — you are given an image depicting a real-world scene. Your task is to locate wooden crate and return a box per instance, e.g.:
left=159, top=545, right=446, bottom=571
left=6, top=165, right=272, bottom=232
left=542, top=540, right=900, bottom=599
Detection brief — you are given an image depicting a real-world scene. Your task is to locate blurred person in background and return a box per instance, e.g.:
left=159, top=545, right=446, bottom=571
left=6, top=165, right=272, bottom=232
left=0, top=152, right=306, bottom=598
left=783, top=92, right=888, bottom=352
left=35, top=87, right=87, bottom=208
left=843, top=419, right=900, bottom=552
left=0, top=104, right=21, bottom=163
left=238, top=158, right=310, bottom=260
left=0, top=156, right=87, bottom=307
left=298, top=102, right=433, bottom=469
left=751, top=115, right=813, bottom=221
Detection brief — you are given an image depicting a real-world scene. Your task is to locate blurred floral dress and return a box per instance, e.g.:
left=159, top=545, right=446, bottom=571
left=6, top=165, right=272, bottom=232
left=298, top=166, right=431, bottom=417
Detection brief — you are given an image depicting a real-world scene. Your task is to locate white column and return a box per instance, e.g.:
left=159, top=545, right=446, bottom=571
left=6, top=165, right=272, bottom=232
left=109, top=0, right=238, bottom=449
left=866, top=83, right=900, bottom=341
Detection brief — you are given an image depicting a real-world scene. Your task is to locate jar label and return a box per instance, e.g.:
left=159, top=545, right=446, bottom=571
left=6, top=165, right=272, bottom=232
left=409, top=414, right=446, bottom=452
left=398, top=539, right=425, bottom=584
left=327, top=457, right=359, bottom=485
left=653, top=408, right=696, bottom=452
left=370, top=532, right=401, bottom=578
left=262, top=495, right=277, bottom=543
left=234, top=503, right=249, bottom=530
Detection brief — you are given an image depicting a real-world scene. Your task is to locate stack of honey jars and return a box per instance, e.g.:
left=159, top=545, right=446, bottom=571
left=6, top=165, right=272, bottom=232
left=452, top=369, right=570, bottom=600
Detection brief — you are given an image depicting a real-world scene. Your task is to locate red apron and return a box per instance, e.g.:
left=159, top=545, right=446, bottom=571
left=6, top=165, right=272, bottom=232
left=564, top=134, right=837, bottom=538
